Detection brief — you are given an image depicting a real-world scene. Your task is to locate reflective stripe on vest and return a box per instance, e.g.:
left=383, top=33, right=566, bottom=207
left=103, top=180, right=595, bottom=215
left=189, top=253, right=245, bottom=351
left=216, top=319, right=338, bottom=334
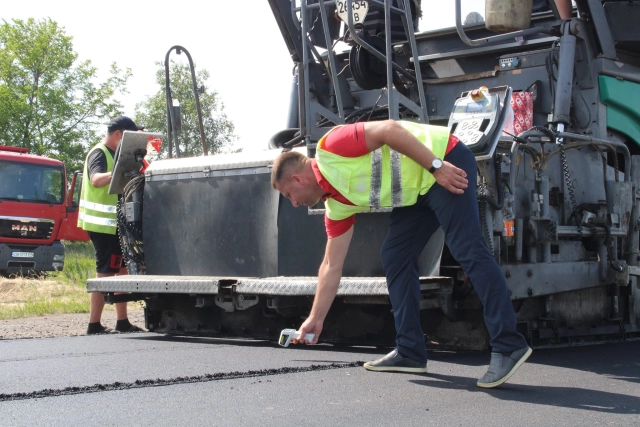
left=370, top=148, right=403, bottom=208
left=391, top=149, right=402, bottom=207
left=79, top=199, right=117, bottom=213
left=77, top=143, right=119, bottom=234
left=316, top=121, right=450, bottom=221
left=370, top=148, right=382, bottom=207
left=78, top=212, right=117, bottom=228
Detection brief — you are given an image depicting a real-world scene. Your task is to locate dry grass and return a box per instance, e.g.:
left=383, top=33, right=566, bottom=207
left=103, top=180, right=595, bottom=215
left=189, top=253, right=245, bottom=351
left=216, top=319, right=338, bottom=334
left=0, top=275, right=93, bottom=320
left=0, top=241, right=140, bottom=320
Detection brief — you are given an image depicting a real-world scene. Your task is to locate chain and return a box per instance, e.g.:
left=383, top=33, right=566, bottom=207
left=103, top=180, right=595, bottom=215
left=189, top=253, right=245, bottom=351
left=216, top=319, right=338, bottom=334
left=559, top=143, right=583, bottom=237
left=479, top=198, right=494, bottom=256
left=306, top=7, right=321, bottom=35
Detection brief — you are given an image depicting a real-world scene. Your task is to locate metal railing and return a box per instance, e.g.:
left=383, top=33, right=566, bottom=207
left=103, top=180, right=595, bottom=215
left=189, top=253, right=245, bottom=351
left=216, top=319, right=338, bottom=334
left=164, top=46, right=207, bottom=158
left=291, top=0, right=429, bottom=149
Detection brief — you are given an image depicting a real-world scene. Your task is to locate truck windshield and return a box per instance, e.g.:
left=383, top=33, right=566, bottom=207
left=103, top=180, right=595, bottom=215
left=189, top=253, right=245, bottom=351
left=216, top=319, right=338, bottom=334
left=0, top=160, right=64, bottom=204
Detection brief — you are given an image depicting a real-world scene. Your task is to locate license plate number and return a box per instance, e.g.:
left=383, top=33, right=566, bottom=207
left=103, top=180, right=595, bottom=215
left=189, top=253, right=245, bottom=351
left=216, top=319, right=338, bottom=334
left=11, top=252, right=34, bottom=258
left=336, top=0, right=369, bottom=24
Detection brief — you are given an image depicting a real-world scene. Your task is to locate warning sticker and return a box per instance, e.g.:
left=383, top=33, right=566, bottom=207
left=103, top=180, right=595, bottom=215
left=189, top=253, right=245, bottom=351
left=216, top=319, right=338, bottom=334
left=502, top=220, right=515, bottom=237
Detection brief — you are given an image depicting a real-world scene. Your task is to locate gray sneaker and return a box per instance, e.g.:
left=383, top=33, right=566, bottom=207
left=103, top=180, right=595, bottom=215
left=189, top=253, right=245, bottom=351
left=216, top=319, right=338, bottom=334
left=477, top=346, right=532, bottom=388
left=364, top=349, right=428, bottom=373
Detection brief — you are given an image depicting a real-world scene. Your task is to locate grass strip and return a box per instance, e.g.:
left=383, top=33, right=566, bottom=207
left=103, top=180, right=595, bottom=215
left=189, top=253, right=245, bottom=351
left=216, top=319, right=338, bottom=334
left=0, top=241, right=139, bottom=320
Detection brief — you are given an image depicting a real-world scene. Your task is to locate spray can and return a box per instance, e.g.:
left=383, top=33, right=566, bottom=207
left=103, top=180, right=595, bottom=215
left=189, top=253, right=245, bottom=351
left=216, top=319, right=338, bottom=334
left=502, top=186, right=515, bottom=246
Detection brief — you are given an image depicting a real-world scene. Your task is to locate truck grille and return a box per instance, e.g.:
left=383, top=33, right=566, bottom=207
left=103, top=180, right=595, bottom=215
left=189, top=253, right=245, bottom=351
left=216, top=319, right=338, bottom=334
left=7, top=261, right=36, bottom=269
left=0, top=216, right=55, bottom=240
left=5, top=244, right=39, bottom=251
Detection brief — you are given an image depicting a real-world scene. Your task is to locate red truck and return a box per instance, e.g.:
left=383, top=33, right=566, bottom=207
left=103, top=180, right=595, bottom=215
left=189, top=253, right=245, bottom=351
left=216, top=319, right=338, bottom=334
left=0, top=145, right=88, bottom=276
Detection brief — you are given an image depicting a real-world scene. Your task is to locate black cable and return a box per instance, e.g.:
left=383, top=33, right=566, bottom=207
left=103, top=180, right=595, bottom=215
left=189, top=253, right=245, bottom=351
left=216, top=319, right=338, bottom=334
left=528, top=125, right=557, bottom=141
left=366, top=88, right=387, bottom=122
left=281, top=133, right=305, bottom=149
left=478, top=199, right=494, bottom=255
left=594, top=145, right=609, bottom=191
left=545, top=40, right=559, bottom=106
left=545, top=40, right=560, bottom=113
left=542, top=142, right=619, bottom=180
left=117, top=174, right=146, bottom=271
left=476, top=155, right=507, bottom=257
left=344, top=106, right=374, bottom=122
left=571, top=83, right=592, bottom=130
left=476, top=156, right=504, bottom=211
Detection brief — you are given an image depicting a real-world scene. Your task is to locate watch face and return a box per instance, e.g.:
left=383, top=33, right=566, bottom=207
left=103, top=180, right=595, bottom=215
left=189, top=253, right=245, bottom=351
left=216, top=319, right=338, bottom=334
left=432, top=158, right=443, bottom=169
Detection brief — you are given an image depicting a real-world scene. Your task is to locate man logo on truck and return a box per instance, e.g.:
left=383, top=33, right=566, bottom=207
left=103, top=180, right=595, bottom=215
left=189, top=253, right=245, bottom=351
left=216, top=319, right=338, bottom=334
left=12, top=224, right=37, bottom=235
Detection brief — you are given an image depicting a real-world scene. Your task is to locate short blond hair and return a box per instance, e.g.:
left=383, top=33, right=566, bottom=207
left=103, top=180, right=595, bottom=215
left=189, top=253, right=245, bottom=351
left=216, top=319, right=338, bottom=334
left=271, top=150, right=307, bottom=189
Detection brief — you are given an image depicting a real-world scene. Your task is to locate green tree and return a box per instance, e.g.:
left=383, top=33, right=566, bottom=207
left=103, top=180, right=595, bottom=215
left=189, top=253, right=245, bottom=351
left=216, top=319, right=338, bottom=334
left=0, top=18, right=131, bottom=172
left=134, top=61, right=237, bottom=157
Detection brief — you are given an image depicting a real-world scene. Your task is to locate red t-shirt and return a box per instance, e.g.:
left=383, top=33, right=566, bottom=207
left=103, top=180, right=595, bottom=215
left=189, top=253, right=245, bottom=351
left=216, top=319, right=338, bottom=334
left=312, top=122, right=459, bottom=238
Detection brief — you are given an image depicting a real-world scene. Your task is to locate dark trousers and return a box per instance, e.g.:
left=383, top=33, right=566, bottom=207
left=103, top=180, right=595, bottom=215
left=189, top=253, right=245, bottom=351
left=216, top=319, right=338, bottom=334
left=380, top=142, right=528, bottom=362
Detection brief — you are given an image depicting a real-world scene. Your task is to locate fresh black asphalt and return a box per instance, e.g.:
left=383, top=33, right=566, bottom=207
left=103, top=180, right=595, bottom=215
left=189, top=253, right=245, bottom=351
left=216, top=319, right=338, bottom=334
left=0, top=334, right=638, bottom=426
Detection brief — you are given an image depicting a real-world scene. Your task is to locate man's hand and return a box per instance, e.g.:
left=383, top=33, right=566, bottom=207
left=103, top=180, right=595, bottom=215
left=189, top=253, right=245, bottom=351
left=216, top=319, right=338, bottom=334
left=363, top=121, right=470, bottom=195
left=433, top=161, right=467, bottom=194
left=293, top=226, right=353, bottom=345
left=295, top=317, right=323, bottom=345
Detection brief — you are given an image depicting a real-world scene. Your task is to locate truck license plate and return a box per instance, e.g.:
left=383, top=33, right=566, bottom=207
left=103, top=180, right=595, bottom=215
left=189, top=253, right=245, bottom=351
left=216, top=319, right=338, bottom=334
left=11, top=252, right=34, bottom=258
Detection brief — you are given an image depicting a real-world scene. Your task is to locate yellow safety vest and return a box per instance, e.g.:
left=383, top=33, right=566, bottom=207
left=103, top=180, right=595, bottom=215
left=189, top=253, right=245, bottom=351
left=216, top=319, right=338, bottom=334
left=77, top=144, right=118, bottom=234
left=316, top=121, right=450, bottom=221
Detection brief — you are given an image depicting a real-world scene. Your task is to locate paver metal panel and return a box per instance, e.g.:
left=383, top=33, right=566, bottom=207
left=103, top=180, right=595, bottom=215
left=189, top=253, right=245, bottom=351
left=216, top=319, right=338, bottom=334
left=235, top=277, right=385, bottom=296
left=86, top=276, right=226, bottom=294
left=235, top=276, right=452, bottom=296
left=145, top=148, right=305, bottom=176
left=87, top=276, right=452, bottom=296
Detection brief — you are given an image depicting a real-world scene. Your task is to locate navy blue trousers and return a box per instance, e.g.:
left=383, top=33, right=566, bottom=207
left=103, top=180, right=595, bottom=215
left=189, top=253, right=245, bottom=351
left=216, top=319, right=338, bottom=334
left=380, top=142, right=527, bottom=362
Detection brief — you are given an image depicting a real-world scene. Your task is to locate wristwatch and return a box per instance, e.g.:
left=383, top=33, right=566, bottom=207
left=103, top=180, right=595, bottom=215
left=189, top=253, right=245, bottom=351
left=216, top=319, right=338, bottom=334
left=428, top=158, right=443, bottom=174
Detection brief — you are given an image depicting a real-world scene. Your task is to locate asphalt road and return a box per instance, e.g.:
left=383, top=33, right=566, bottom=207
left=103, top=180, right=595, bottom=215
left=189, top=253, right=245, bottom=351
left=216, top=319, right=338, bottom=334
left=0, top=334, right=638, bottom=426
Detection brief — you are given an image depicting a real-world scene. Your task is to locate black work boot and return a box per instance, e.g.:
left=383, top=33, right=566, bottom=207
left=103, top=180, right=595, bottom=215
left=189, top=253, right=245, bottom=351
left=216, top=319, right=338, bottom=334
left=115, top=318, right=146, bottom=333
left=87, top=322, right=117, bottom=335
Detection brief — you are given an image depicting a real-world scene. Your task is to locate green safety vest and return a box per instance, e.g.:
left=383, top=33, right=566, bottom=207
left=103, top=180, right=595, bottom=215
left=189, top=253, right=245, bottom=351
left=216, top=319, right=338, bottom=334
left=316, top=121, right=450, bottom=221
left=77, top=144, right=118, bottom=234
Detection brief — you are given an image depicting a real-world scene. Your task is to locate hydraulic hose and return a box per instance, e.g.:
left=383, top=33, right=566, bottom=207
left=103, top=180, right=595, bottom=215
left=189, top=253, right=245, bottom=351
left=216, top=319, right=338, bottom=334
left=479, top=200, right=495, bottom=256
left=477, top=156, right=504, bottom=211
left=117, top=174, right=146, bottom=273
left=542, top=141, right=620, bottom=180
left=477, top=156, right=505, bottom=256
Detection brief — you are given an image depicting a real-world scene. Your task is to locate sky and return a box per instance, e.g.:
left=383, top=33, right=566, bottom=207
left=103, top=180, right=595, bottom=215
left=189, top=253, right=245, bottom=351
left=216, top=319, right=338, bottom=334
left=1, top=0, right=485, bottom=152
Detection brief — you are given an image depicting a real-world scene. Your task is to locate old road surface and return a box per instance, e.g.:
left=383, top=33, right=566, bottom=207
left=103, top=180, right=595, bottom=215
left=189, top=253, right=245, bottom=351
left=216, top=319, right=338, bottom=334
left=0, top=334, right=638, bottom=426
